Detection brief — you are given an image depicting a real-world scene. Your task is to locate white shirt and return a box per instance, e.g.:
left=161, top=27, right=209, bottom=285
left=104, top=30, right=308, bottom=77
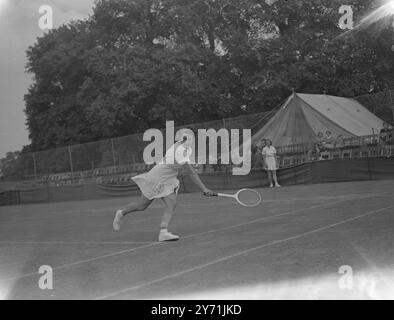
left=262, top=146, right=276, bottom=157
left=159, top=143, right=192, bottom=165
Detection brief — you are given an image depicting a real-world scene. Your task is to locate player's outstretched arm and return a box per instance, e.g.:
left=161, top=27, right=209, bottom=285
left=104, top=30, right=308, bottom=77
left=184, top=164, right=215, bottom=197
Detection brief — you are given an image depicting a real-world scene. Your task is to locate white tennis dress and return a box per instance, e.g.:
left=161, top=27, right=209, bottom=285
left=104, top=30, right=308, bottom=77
left=262, top=146, right=278, bottom=171
left=132, top=142, right=191, bottom=200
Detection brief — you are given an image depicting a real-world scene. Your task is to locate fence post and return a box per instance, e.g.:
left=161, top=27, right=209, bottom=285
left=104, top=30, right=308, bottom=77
left=366, top=157, right=372, bottom=181
left=68, top=146, right=74, bottom=176
left=180, top=173, right=186, bottom=193
left=111, top=138, right=116, bottom=167
left=388, top=89, right=394, bottom=124
left=294, top=162, right=297, bottom=185
left=32, top=152, right=38, bottom=181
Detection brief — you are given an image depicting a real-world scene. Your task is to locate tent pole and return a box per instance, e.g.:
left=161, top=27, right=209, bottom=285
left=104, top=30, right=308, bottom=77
left=33, top=152, right=38, bottom=181
left=111, top=138, right=116, bottom=167
left=68, top=146, right=74, bottom=177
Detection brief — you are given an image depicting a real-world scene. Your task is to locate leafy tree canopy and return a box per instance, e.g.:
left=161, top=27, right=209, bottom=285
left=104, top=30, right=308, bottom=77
left=23, top=0, right=394, bottom=152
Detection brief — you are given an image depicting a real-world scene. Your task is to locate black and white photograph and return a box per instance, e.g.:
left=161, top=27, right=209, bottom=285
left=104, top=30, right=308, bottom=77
left=0, top=0, right=394, bottom=304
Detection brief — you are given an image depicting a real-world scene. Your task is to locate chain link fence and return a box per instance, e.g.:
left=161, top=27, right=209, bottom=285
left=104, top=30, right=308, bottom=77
left=2, top=90, right=393, bottom=185
left=6, top=111, right=270, bottom=183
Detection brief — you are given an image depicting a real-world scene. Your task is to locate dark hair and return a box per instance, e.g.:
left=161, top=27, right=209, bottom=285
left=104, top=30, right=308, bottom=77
left=175, top=127, right=195, bottom=145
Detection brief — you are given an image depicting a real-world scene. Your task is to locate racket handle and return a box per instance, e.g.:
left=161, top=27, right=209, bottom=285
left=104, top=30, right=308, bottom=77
left=203, top=192, right=218, bottom=197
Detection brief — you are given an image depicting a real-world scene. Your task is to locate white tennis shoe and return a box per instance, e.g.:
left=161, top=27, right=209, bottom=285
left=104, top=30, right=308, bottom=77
left=113, top=210, right=123, bottom=232
left=158, top=230, right=179, bottom=242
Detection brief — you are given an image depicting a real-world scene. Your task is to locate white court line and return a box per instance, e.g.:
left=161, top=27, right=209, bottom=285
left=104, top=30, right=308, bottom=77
left=1, top=200, right=234, bottom=217
left=0, top=241, right=151, bottom=245
left=0, top=192, right=376, bottom=216
left=180, top=197, right=363, bottom=240
left=0, top=197, right=360, bottom=283
left=96, top=205, right=394, bottom=300
left=0, top=242, right=158, bottom=282
left=1, top=193, right=388, bottom=228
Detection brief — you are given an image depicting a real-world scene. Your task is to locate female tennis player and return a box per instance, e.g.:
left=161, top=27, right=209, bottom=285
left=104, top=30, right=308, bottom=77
left=113, top=134, right=215, bottom=242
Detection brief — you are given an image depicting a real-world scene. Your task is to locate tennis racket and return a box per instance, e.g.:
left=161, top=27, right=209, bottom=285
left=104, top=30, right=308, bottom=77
left=205, top=188, right=262, bottom=207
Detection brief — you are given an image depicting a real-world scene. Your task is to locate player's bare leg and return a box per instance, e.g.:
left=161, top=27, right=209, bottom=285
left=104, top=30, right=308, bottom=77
left=273, top=171, right=281, bottom=187
left=158, top=193, right=179, bottom=242
left=113, top=194, right=152, bottom=231
left=268, top=171, right=274, bottom=187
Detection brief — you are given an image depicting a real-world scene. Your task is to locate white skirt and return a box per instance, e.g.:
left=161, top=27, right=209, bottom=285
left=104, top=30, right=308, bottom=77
left=265, top=157, right=277, bottom=171
left=132, top=173, right=180, bottom=200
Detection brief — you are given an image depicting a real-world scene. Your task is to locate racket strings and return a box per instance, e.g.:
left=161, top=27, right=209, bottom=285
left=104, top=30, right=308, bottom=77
left=236, top=189, right=261, bottom=207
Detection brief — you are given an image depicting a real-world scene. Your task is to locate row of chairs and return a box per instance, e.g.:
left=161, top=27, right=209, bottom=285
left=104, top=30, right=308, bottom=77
left=91, top=163, right=151, bottom=176
left=26, top=144, right=394, bottom=186
left=99, top=174, right=136, bottom=184
left=37, top=163, right=152, bottom=182
left=320, top=146, right=394, bottom=160
left=279, top=146, right=394, bottom=168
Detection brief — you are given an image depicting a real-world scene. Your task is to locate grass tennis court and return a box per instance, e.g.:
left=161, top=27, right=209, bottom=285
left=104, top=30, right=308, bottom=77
left=1, top=180, right=394, bottom=300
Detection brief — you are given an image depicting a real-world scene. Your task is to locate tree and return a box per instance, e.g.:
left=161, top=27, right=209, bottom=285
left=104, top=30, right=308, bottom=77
left=24, top=0, right=394, bottom=153
left=0, top=151, right=25, bottom=180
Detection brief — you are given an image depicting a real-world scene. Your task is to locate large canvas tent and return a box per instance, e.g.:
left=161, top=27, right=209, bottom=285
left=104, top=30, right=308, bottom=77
left=252, top=93, right=385, bottom=146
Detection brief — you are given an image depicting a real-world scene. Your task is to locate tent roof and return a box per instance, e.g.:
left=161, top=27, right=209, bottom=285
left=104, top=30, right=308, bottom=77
left=251, top=93, right=384, bottom=147
left=297, top=94, right=383, bottom=136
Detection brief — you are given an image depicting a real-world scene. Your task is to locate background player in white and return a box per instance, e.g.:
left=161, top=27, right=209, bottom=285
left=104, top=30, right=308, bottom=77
left=262, top=139, right=281, bottom=188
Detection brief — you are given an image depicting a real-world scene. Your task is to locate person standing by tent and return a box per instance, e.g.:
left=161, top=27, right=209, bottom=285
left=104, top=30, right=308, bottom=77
left=316, top=132, right=325, bottom=150
left=262, top=140, right=281, bottom=188
left=380, top=122, right=393, bottom=145
left=322, top=131, right=335, bottom=150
